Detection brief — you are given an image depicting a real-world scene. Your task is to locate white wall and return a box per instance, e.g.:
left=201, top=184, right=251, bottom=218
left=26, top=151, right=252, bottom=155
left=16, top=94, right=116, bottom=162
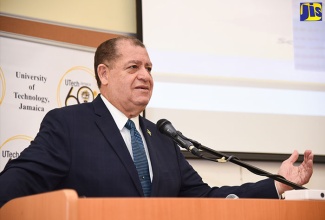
left=0, top=0, right=136, bottom=33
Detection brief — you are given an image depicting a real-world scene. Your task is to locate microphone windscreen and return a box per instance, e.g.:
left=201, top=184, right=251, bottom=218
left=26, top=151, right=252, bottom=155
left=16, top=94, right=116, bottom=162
left=156, top=119, right=170, bottom=133
left=225, top=194, right=239, bottom=199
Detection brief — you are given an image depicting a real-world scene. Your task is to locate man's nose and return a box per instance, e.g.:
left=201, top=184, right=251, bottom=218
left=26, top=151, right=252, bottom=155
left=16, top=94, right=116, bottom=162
left=137, top=67, right=151, bottom=81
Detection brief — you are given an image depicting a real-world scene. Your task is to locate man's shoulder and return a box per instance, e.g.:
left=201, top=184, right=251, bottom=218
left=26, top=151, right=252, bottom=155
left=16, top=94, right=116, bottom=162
left=49, top=95, right=102, bottom=114
left=43, top=101, right=95, bottom=122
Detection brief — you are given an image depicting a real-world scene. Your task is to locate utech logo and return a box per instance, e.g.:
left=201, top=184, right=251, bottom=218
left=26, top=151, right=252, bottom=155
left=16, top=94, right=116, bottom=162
left=0, top=135, right=33, bottom=171
left=300, top=2, right=322, bottom=21
left=57, top=66, right=99, bottom=107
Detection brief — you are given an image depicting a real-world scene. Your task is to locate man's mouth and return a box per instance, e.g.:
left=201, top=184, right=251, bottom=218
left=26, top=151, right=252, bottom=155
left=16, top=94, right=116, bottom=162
left=135, top=85, right=149, bottom=91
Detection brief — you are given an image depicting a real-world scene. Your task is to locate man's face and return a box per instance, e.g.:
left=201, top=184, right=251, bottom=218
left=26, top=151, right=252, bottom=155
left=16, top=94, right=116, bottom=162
left=99, top=40, right=153, bottom=117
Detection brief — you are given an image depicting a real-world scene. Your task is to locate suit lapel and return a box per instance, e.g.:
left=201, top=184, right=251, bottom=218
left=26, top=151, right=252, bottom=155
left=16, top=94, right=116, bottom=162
left=92, top=96, right=144, bottom=196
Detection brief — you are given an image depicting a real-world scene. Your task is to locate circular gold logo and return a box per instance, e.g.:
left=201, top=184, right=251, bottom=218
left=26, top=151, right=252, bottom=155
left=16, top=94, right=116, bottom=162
left=0, top=67, right=6, bottom=105
left=0, top=135, right=33, bottom=171
left=57, top=66, right=99, bottom=107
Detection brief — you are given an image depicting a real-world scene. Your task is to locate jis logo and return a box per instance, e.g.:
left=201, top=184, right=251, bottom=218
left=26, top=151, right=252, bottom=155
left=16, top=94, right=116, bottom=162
left=300, top=2, right=322, bottom=21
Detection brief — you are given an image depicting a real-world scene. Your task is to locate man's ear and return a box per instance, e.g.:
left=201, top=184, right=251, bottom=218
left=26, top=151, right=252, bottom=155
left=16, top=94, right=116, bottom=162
left=97, top=64, right=109, bottom=86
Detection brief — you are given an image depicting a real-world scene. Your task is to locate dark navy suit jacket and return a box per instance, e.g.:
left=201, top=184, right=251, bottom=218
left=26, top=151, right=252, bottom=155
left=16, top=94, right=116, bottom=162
left=0, top=95, right=278, bottom=207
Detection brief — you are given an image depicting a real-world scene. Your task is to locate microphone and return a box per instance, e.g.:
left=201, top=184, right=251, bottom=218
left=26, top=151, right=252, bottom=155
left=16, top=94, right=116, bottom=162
left=156, top=119, right=202, bottom=157
left=225, top=194, right=239, bottom=199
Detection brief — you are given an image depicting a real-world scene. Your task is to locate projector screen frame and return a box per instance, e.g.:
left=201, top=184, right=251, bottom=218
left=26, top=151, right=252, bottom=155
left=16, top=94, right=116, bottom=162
left=135, top=0, right=325, bottom=163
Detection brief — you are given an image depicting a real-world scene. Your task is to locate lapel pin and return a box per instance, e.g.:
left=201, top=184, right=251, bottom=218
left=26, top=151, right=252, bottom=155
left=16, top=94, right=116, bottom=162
left=147, top=129, right=151, bottom=136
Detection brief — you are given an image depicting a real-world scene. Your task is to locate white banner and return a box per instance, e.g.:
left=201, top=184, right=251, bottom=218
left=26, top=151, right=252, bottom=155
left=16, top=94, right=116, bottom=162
left=0, top=36, right=99, bottom=171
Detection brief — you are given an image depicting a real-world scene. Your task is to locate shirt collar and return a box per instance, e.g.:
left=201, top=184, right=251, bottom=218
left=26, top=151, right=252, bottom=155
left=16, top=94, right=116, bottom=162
left=100, top=94, right=140, bottom=131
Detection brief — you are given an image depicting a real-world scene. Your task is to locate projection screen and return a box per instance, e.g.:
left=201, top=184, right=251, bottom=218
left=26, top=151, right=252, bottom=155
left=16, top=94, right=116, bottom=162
left=141, top=0, right=325, bottom=157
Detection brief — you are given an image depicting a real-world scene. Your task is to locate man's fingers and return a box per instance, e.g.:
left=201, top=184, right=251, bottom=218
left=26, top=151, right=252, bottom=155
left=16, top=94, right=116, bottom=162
left=304, top=150, right=313, bottom=162
left=286, top=150, right=299, bottom=164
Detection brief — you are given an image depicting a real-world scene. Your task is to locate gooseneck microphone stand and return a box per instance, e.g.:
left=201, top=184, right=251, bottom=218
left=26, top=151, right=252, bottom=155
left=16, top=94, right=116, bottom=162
left=178, top=132, right=306, bottom=190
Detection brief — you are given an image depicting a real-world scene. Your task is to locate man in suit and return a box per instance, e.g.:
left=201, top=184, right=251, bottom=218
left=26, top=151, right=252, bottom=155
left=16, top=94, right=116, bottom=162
left=0, top=36, right=314, bottom=207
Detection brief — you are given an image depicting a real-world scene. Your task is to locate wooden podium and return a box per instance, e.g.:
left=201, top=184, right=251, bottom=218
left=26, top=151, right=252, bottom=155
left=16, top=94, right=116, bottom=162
left=1, top=190, right=324, bottom=220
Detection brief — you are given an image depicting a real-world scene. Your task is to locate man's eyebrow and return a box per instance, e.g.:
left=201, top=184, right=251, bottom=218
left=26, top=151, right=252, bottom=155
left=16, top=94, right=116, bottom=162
left=126, top=60, right=152, bottom=66
left=125, top=60, right=140, bottom=65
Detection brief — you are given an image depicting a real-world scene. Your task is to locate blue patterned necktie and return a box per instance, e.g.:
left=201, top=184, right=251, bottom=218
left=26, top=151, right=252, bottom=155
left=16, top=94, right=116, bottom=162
left=125, top=119, right=152, bottom=197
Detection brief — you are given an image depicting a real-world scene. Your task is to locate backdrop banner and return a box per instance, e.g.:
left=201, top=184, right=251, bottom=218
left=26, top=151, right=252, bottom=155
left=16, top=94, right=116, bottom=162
left=0, top=36, right=99, bottom=171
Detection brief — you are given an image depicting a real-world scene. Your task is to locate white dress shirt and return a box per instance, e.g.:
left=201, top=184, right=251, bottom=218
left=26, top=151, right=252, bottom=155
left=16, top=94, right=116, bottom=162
left=100, top=95, right=153, bottom=181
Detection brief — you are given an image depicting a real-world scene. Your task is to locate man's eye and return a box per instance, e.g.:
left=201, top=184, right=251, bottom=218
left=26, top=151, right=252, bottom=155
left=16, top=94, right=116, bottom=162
left=147, top=67, right=152, bottom=72
left=129, top=65, right=138, bottom=69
